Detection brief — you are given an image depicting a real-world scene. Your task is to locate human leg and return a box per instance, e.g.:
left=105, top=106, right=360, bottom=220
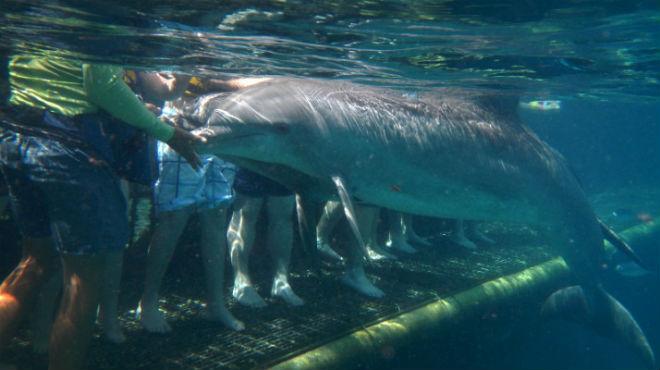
left=360, top=206, right=396, bottom=260
left=138, top=208, right=192, bottom=333
left=98, top=250, right=125, bottom=343
left=31, top=263, right=62, bottom=353
left=48, top=253, right=104, bottom=370
left=340, top=205, right=384, bottom=298
left=386, top=210, right=417, bottom=254
left=0, top=164, right=57, bottom=356
left=450, top=219, right=477, bottom=249
left=402, top=213, right=432, bottom=247
left=227, top=194, right=266, bottom=307
left=97, top=179, right=132, bottom=342
left=315, top=200, right=344, bottom=262
left=266, top=195, right=303, bottom=306
left=45, top=168, right=129, bottom=370
left=466, top=220, right=495, bottom=245
left=0, top=237, right=56, bottom=350
left=198, top=206, right=244, bottom=330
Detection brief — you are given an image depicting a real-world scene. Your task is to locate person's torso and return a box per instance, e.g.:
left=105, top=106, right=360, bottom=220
left=8, top=56, right=97, bottom=116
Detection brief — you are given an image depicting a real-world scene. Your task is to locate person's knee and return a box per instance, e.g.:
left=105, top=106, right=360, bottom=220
left=61, top=254, right=105, bottom=305
left=21, top=237, right=58, bottom=280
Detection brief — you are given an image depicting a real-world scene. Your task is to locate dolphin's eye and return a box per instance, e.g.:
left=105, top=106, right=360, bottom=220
left=272, top=122, right=290, bottom=134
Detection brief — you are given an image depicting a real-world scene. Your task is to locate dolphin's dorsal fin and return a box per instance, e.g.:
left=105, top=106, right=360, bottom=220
left=331, top=176, right=369, bottom=258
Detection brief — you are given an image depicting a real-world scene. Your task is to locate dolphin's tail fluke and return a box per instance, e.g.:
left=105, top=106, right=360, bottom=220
left=598, top=218, right=648, bottom=270
left=541, top=285, right=656, bottom=369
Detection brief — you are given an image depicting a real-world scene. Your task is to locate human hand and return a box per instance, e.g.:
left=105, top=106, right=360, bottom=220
left=144, top=102, right=162, bottom=115
left=166, top=127, right=207, bottom=170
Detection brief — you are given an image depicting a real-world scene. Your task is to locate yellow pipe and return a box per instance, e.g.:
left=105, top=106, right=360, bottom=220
left=272, top=258, right=570, bottom=370
left=604, top=220, right=660, bottom=258
left=272, top=221, right=660, bottom=370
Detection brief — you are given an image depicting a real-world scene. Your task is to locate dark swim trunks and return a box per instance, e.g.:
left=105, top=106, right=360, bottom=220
left=233, top=167, right=293, bottom=197
left=0, top=108, right=129, bottom=255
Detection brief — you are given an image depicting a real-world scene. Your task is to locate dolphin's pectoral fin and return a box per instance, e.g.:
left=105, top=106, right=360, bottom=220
left=598, top=218, right=648, bottom=270
left=541, top=285, right=656, bottom=369
left=331, top=176, right=368, bottom=257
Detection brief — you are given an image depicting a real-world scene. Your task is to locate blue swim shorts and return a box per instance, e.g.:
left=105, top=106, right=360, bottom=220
left=0, top=114, right=129, bottom=255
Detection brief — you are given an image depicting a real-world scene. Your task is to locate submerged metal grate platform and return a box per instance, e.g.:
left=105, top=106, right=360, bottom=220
left=5, top=227, right=555, bottom=370
left=5, top=187, right=660, bottom=370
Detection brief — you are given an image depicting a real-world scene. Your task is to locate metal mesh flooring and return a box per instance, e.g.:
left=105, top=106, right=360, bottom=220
left=5, top=221, right=554, bottom=370
left=5, top=186, right=660, bottom=370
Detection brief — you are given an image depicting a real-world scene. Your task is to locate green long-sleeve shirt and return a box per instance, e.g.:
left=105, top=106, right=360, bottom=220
left=8, top=56, right=175, bottom=142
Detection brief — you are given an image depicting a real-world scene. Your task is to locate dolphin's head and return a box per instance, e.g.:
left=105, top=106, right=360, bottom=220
left=189, top=81, right=316, bottom=169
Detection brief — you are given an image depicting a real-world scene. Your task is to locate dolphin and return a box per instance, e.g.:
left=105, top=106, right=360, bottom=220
left=178, top=77, right=655, bottom=368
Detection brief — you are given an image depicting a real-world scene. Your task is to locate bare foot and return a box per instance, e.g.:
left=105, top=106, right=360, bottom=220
left=388, top=237, right=417, bottom=254
left=366, top=245, right=397, bottom=261
left=341, top=269, right=385, bottom=298
left=98, top=308, right=126, bottom=343
left=316, top=238, right=344, bottom=262
left=203, top=304, right=245, bottom=331
left=101, top=318, right=126, bottom=344
left=137, top=302, right=172, bottom=333
left=407, top=232, right=433, bottom=247
left=271, top=279, right=304, bottom=306
left=471, top=230, right=495, bottom=244
left=233, top=285, right=267, bottom=308
left=450, top=233, right=477, bottom=250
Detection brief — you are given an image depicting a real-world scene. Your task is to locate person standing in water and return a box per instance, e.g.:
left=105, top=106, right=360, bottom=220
left=228, top=167, right=304, bottom=308
left=0, top=54, right=204, bottom=370
left=178, top=75, right=305, bottom=309
left=19, top=70, right=194, bottom=347
left=136, top=72, right=244, bottom=333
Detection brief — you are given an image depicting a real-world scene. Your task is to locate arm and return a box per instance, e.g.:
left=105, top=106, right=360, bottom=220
left=82, top=64, right=175, bottom=142
left=83, top=64, right=204, bottom=169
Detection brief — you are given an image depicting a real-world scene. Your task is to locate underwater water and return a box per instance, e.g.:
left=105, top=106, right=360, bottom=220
left=1, top=1, right=659, bottom=370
